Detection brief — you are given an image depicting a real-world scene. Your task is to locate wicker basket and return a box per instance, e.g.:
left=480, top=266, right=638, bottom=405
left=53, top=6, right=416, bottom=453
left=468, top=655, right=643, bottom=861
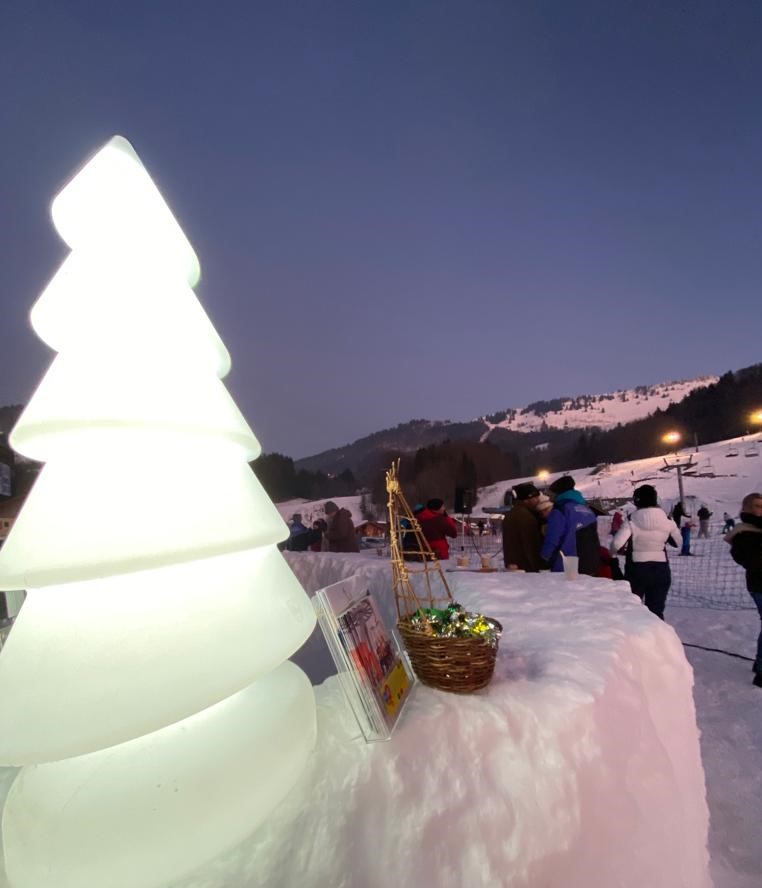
left=385, top=460, right=502, bottom=694
left=397, top=617, right=502, bottom=693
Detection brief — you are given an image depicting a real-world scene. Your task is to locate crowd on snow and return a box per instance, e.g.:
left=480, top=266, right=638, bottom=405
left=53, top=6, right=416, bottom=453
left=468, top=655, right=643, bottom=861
left=282, top=481, right=762, bottom=691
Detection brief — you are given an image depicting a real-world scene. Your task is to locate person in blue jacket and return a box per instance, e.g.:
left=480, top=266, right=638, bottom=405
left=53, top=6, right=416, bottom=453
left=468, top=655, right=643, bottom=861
left=541, top=476, right=601, bottom=576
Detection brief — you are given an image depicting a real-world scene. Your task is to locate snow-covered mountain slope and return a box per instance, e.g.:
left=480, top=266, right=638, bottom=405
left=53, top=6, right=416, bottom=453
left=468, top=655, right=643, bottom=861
left=481, top=376, right=717, bottom=437
left=296, top=375, right=719, bottom=476
left=478, top=430, right=762, bottom=517
left=279, top=430, right=762, bottom=523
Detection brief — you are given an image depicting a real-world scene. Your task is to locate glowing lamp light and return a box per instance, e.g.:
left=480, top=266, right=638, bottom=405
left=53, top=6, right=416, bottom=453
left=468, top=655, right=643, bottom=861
left=0, top=137, right=317, bottom=888
left=749, top=409, right=762, bottom=427
left=662, top=431, right=681, bottom=447
left=536, top=469, right=550, bottom=482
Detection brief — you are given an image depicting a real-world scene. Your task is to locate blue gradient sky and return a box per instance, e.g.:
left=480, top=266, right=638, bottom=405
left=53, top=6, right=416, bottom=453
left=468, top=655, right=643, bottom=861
left=1, top=1, right=761, bottom=458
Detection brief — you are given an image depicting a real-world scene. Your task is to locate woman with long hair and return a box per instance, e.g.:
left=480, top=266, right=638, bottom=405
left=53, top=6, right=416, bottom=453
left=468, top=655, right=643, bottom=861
left=611, top=485, right=681, bottom=620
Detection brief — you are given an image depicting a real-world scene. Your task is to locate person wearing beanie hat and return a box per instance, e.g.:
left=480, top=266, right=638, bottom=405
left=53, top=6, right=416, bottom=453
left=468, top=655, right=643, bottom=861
left=513, top=482, right=540, bottom=501
left=417, top=498, right=458, bottom=561
left=611, top=485, right=681, bottom=620
left=540, top=476, right=601, bottom=576
left=285, top=512, right=310, bottom=551
left=323, top=500, right=359, bottom=553
left=502, top=483, right=543, bottom=571
left=632, top=485, right=658, bottom=509
left=549, top=475, right=576, bottom=496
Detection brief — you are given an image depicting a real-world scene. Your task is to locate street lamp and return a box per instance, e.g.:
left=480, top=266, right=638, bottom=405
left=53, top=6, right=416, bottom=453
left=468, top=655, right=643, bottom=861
left=536, top=469, right=550, bottom=485
left=660, top=430, right=693, bottom=507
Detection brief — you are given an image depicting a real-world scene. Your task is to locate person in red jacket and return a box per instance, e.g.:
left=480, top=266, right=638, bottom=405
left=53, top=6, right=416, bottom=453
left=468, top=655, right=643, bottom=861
left=417, top=498, right=458, bottom=560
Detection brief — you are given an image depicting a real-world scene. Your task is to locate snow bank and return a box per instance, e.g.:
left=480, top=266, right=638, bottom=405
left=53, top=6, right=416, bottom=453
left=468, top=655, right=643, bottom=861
left=178, top=554, right=711, bottom=888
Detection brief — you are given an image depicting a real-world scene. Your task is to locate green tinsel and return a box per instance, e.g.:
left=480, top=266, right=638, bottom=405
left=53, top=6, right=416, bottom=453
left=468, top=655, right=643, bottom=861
left=409, top=602, right=501, bottom=646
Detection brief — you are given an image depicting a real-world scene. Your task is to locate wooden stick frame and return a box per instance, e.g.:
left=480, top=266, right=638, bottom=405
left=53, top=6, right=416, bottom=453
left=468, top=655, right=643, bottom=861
left=385, top=460, right=453, bottom=620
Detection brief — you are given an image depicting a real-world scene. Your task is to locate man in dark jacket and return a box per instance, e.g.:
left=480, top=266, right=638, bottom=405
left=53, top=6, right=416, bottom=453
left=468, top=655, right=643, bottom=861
left=541, top=476, right=600, bottom=576
left=417, top=498, right=458, bottom=560
left=725, top=492, right=762, bottom=688
left=324, top=501, right=359, bottom=553
left=697, top=505, right=712, bottom=539
left=672, top=501, right=692, bottom=555
left=502, top=482, right=543, bottom=571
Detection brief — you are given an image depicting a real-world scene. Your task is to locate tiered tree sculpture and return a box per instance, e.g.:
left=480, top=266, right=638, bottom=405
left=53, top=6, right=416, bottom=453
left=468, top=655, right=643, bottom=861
left=0, top=137, right=318, bottom=888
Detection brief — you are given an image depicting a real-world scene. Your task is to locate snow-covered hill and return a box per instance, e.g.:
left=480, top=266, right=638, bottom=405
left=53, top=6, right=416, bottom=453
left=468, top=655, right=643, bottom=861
left=296, top=374, right=719, bottom=476
left=481, top=376, right=717, bottom=437
left=478, top=430, right=762, bottom=518
left=278, top=428, right=762, bottom=525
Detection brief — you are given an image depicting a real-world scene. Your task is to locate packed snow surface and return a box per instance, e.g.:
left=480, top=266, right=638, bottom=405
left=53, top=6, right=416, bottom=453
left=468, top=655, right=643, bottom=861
left=173, top=554, right=710, bottom=888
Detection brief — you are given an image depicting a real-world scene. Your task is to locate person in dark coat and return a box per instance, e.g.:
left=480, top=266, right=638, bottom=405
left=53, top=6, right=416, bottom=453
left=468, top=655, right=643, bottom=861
left=541, top=476, right=601, bottom=576
left=725, top=492, right=762, bottom=688
left=323, top=501, right=359, bottom=553
left=502, top=482, right=543, bottom=572
left=286, top=513, right=312, bottom=552
left=401, top=504, right=425, bottom=561
left=417, top=498, right=458, bottom=560
left=672, top=501, right=693, bottom=555
left=309, top=518, right=327, bottom=552
left=697, top=505, right=712, bottom=539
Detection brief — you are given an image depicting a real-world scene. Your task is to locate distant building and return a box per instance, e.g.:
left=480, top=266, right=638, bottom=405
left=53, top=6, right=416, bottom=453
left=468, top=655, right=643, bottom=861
left=354, top=520, right=388, bottom=539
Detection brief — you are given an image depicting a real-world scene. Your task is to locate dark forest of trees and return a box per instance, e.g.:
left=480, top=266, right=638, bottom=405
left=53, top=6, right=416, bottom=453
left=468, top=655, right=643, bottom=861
left=366, top=440, right=518, bottom=512
left=251, top=453, right=357, bottom=502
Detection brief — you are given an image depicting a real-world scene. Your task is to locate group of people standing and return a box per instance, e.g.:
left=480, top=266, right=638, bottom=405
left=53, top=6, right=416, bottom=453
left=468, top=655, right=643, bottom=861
left=281, top=482, right=762, bottom=690
left=502, top=475, right=602, bottom=577
left=285, top=501, right=359, bottom=553
left=502, top=476, right=681, bottom=620
left=503, top=476, right=762, bottom=688
left=400, top=498, right=459, bottom=561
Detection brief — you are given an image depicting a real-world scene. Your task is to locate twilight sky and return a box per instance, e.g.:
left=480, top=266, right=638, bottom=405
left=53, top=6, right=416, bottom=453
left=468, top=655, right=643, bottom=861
left=1, top=1, right=761, bottom=459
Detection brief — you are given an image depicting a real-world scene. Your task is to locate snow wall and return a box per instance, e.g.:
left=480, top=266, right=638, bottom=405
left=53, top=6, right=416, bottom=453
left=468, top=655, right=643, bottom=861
left=173, top=552, right=711, bottom=888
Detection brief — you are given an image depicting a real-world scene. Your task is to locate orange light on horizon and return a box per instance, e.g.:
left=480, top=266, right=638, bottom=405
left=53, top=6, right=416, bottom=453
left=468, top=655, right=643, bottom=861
left=662, top=431, right=681, bottom=447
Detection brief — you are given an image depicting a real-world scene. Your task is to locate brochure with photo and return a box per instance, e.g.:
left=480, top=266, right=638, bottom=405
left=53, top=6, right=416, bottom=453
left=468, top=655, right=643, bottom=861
left=314, top=574, right=414, bottom=741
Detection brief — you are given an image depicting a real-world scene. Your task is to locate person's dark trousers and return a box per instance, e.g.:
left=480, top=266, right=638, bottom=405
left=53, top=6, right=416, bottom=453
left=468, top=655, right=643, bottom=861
left=629, top=561, right=671, bottom=620
left=753, top=592, right=762, bottom=675
left=680, top=526, right=691, bottom=555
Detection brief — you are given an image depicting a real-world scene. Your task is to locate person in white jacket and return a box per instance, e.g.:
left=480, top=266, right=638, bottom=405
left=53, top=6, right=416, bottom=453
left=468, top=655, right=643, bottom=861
left=611, top=485, right=681, bottom=620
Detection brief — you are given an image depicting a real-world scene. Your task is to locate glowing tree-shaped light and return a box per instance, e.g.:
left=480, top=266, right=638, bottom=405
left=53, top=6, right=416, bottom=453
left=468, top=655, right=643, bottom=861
left=0, top=137, right=317, bottom=888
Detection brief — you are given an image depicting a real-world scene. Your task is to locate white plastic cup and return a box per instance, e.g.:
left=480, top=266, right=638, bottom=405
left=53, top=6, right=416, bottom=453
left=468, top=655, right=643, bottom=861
left=562, top=554, right=579, bottom=580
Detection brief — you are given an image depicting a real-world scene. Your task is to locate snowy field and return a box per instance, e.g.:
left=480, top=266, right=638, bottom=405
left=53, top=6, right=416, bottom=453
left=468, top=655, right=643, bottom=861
left=276, top=432, right=762, bottom=888
left=0, top=434, right=758, bottom=885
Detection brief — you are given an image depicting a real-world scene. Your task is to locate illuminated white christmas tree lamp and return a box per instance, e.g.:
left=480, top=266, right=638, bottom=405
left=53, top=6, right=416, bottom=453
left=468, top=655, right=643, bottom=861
left=0, top=137, right=317, bottom=888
